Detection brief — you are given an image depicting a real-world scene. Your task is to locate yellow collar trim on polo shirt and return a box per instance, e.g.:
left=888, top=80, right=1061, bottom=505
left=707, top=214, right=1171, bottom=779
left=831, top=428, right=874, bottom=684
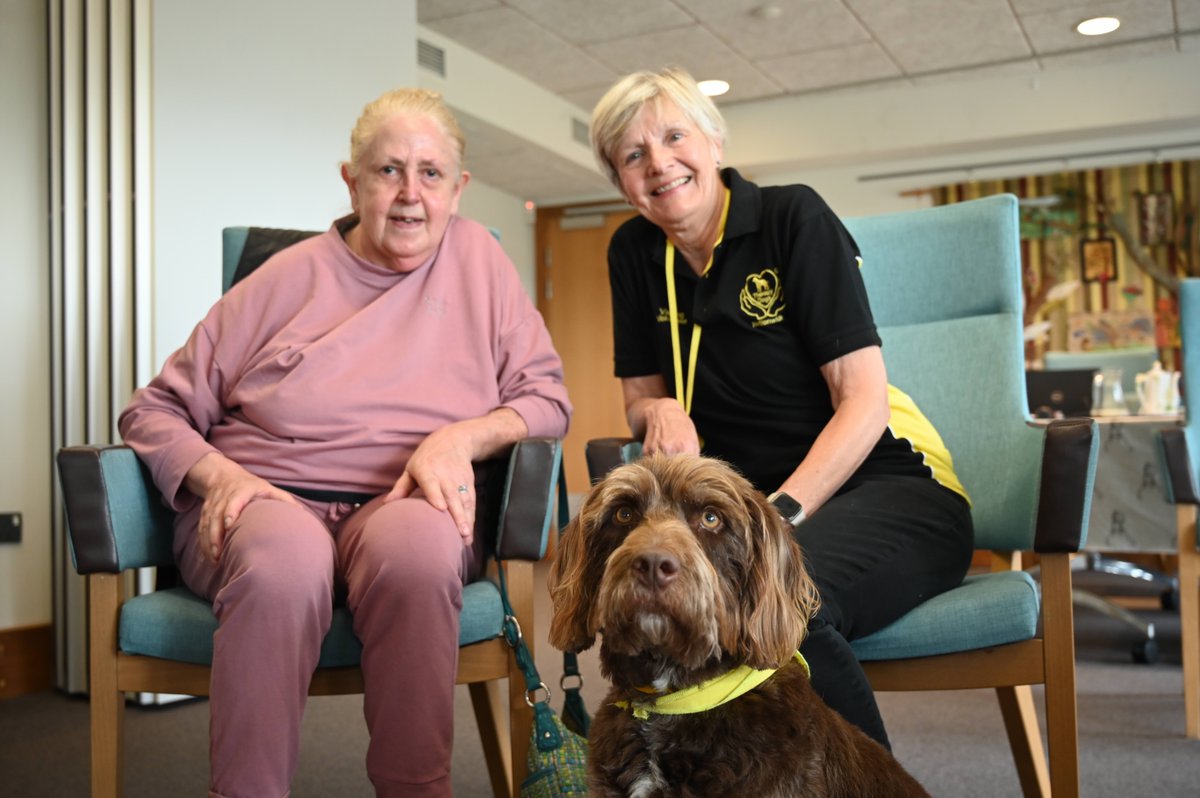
left=616, top=651, right=809, bottom=720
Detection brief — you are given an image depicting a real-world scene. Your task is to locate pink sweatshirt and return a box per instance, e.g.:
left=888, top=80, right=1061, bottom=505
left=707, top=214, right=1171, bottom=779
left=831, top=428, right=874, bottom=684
left=119, top=215, right=571, bottom=511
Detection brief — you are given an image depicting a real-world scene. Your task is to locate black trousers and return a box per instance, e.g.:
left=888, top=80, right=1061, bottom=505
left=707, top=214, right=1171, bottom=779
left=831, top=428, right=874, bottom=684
left=794, top=476, right=974, bottom=749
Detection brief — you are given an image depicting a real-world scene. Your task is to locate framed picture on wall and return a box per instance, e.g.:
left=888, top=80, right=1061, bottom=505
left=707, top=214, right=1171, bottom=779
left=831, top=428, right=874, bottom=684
left=1138, top=191, right=1174, bottom=245
left=1081, top=237, right=1118, bottom=283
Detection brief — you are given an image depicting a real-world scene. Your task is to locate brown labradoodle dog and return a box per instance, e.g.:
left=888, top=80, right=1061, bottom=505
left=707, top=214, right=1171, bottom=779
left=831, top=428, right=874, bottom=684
left=549, top=453, right=929, bottom=797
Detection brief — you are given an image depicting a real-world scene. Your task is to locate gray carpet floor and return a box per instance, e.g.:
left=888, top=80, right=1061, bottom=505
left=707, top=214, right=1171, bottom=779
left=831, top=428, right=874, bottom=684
left=3, top=564, right=1198, bottom=796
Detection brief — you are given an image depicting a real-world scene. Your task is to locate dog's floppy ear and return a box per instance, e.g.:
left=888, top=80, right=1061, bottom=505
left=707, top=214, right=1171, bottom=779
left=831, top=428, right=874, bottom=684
left=738, top=491, right=821, bottom=668
left=547, top=502, right=599, bottom=654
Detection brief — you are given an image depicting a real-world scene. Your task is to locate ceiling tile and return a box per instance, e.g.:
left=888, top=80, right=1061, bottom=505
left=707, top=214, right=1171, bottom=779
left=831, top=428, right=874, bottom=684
left=583, top=24, right=785, bottom=102
left=848, top=0, right=1032, bottom=73
left=425, top=7, right=620, bottom=92
left=1008, top=0, right=1101, bottom=12
left=559, top=84, right=617, bottom=115
left=418, top=0, right=502, bottom=23
left=757, top=41, right=902, bottom=93
left=503, top=0, right=694, bottom=44
left=1176, top=0, right=1200, bottom=29
left=1017, top=0, right=1175, bottom=54
left=676, top=0, right=871, bottom=59
left=412, top=0, right=1193, bottom=202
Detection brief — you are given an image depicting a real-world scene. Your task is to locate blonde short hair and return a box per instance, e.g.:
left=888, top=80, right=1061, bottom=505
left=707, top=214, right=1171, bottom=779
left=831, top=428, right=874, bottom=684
left=344, top=88, right=466, bottom=177
left=590, top=66, right=727, bottom=187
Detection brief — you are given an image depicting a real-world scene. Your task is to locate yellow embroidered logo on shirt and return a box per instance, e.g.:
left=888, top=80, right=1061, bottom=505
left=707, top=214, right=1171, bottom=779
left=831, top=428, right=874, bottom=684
left=657, top=307, right=688, bottom=325
left=739, top=269, right=785, bottom=328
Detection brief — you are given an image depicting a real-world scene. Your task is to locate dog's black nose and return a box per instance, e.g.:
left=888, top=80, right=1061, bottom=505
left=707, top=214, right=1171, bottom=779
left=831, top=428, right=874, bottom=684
left=632, top=551, right=680, bottom=589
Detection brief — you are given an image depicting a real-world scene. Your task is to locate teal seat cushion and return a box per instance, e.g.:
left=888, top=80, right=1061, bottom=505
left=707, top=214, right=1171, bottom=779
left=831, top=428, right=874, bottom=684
left=850, top=571, right=1039, bottom=661
left=119, top=581, right=505, bottom=668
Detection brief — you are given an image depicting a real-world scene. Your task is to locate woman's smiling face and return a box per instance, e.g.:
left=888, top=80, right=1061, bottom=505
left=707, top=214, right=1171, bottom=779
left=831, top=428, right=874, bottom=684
left=342, top=113, right=469, bottom=273
left=613, top=98, right=724, bottom=233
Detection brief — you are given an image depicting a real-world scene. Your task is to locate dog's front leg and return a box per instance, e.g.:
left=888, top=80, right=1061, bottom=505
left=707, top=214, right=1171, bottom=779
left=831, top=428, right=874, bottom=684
left=588, top=705, right=668, bottom=797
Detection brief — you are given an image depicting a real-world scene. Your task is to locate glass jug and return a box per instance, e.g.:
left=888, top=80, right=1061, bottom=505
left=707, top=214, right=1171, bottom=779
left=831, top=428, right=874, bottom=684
left=1092, top=368, right=1129, bottom=416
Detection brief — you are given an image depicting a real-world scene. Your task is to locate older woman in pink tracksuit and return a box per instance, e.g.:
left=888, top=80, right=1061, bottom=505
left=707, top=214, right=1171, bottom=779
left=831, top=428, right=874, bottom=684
left=119, top=88, right=571, bottom=798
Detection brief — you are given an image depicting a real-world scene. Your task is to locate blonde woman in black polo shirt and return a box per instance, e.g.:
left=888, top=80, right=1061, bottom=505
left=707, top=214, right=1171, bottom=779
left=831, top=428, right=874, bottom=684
left=589, top=66, right=974, bottom=749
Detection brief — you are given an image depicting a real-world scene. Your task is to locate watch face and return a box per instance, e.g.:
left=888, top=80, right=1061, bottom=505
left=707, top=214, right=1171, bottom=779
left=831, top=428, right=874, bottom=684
left=770, top=492, right=802, bottom=521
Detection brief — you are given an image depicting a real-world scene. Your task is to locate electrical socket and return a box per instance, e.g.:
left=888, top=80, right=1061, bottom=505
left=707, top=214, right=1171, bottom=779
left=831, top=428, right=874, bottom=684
left=0, top=513, right=21, bottom=543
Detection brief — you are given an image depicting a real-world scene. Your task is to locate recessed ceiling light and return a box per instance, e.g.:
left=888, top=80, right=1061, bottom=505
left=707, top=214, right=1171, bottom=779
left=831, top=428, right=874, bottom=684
left=698, top=79, right=730, bottom=97
left=1077, top=16, right=1120, bottom=36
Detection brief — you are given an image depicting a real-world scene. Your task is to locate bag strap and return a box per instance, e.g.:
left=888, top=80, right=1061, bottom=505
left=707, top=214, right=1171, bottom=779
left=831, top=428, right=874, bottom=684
left=555, top=464, right=592, bottom=737
left=498, top=565, right=564, bottom=754
left=497, top=459, right=592, bottom=754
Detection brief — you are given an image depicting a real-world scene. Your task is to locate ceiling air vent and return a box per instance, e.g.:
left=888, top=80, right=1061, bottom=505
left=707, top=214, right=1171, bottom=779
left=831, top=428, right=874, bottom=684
left=418, top=39, right=446, bottom=77
left=571, top=117, right=589, bottom=146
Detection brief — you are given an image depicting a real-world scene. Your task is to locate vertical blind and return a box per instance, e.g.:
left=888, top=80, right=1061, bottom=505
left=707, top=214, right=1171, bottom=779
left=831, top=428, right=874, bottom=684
left=48, top=0, right=153, bottom=693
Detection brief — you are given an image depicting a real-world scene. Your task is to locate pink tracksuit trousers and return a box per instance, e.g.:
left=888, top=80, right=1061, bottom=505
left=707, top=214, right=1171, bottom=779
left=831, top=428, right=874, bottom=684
left=176, top=493, right=474, bottom=798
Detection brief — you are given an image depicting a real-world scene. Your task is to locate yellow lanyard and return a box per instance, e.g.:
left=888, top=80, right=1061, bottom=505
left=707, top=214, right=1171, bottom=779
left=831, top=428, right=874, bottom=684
left=665, top=188, right=731, bottom=414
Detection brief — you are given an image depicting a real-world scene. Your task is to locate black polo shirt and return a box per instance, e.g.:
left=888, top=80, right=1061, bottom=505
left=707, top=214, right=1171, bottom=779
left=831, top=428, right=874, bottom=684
left=609, top=168, right=943, bottom=493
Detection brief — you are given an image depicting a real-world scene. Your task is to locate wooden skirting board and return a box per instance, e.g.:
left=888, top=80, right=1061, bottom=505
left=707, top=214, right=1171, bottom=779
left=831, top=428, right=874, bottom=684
left=0, top=623, right=53, bottom=699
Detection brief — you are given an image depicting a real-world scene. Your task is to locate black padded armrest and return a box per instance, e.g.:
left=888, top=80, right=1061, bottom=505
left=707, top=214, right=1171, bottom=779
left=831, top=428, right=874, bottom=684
left=1033, top=417, right=1098, bottom=553
left=58, top=438, right=562, bottom=573
left=1160, top=427, right=1198, bottom=505
left=56, top=445, right=176, bottom=574
left=495, top=438, right=562, bottom=562
left=585, top=437, right=643, bottom=484
left=229, top=227, right=320, bottom=288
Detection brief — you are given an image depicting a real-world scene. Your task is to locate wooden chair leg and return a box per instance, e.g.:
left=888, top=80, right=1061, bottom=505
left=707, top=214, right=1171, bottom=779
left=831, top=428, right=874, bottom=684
left=1177, top=504, right=1200, bottom=739
left=996, top=685, right=1050, bottom=798
left=1039, top=553, right=1081, bottom=797
left=505, top=561, right=534, bottom=797
left=88, top=574, right=124, bottom=798
left=469, top=680, right=511, bottom=798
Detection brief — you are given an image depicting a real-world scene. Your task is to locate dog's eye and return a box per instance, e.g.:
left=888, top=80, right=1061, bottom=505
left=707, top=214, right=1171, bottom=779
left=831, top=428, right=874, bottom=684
left=613, top=506, right=636, bottom=525
left=699, top=508, right=722, bottom=531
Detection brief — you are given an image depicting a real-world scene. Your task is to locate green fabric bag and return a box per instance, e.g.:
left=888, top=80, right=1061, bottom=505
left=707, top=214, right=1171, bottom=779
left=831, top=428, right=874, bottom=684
left=521, top=701, right=589, bottom=796
left=504, top=465, right=591, bottom=795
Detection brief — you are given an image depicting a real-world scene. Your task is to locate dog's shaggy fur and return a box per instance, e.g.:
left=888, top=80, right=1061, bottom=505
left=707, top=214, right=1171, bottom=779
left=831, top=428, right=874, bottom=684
left=549, top=453, right=929, bottom=797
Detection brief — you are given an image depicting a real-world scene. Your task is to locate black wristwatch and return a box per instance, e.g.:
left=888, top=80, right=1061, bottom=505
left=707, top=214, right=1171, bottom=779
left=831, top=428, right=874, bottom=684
left=767, top=491, right=806, bottom=527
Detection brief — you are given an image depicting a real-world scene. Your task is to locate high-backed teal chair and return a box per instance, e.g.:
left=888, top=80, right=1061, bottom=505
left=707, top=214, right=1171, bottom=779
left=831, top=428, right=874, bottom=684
left=1159, top=278, right=1200, bottom=738
left=586, top=194, right=1097, bottom=797
left=58, top=227, right=561, bottom=798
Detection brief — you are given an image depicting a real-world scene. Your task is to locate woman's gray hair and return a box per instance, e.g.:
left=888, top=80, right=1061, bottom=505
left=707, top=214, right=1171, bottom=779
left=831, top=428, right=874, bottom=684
left=590, top=66, right=727, bottom=187
left=343, top=88, right=466, bottom=177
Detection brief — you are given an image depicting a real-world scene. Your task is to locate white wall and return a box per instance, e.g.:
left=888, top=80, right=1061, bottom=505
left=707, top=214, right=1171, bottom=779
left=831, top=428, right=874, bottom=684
left=151, top=0, right=419, bottom=367
left=0, top=0, right=50, bottom=628
left=458, top=178, right=538, bottom=298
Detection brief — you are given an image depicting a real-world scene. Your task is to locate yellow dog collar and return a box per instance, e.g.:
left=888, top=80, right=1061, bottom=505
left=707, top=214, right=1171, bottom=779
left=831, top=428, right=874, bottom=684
left=616, top=652, right=809, bottom=720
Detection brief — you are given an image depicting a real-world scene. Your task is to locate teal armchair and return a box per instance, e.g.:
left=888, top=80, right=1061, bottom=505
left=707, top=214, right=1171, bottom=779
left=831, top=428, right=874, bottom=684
left=586, top=194, right=1097, bottom=797
left=1159, top=277, right=1200, bottom=739
left=57, top=226, right=562, bottom=798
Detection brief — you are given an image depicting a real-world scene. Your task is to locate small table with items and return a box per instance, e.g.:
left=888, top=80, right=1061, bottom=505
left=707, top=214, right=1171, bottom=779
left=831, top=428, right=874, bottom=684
left=1086, top=413, right=1182, bottom=554
left=1075, top=412, right=1184, bottom=663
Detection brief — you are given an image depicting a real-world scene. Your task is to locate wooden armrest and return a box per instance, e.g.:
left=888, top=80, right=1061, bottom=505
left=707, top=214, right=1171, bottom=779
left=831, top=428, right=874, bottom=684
left=1033, top=417, right=1098, bottom=553
left=56, top=444, right=176, bottom=574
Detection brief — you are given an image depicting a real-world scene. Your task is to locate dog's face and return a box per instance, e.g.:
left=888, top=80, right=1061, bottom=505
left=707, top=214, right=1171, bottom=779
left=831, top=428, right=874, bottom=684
left=549, top=453, right=819, bottom=676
